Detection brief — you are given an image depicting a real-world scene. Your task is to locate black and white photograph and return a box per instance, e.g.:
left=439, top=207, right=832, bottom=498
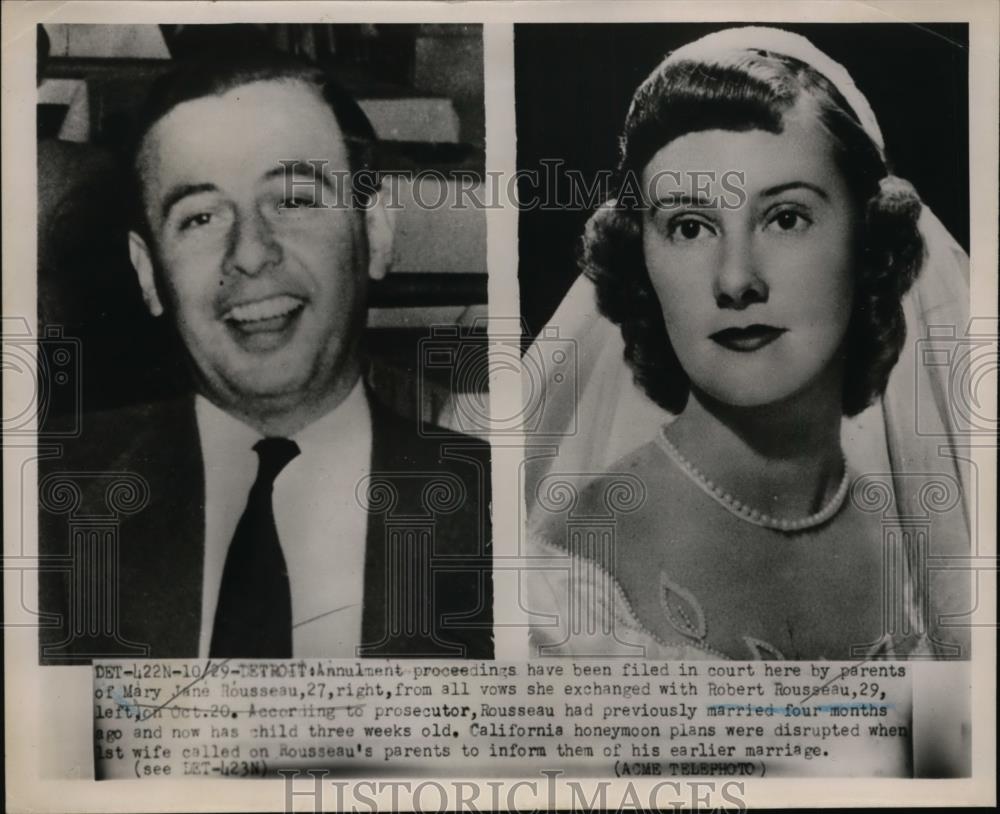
left=2, top=1, right=996, bottom=810
left=34, top=22, right=493, bottom=662
left=521, top=22, right=972, bottom=664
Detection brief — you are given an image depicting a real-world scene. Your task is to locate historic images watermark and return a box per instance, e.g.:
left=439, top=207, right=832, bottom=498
left=276, top=159, right=748, bottom=213
left=280, top=769, right=748, bottom=812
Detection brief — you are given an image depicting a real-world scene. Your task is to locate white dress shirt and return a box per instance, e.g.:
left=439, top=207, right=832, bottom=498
left=195, top=381, right=371, bottom=657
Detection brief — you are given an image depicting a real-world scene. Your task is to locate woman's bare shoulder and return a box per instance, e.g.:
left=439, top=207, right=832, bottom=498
left=528, top=437, right=676, bottom=549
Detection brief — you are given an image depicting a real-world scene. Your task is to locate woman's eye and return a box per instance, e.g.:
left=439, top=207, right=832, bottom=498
left=668, top=218, right=715, bottom=242
left=767, top=209, right=811, bottom=232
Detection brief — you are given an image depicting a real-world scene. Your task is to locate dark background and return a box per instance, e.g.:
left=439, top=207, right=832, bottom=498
left=515, top=23, right=970, bottom=339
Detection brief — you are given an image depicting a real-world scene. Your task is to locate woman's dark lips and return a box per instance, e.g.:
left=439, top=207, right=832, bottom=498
left=710, top=324, right=786, bottom=352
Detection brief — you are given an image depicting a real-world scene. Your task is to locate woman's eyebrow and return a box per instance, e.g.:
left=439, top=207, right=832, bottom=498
left=649, top=192, right=715, bottom=209
left=759, top=181, right=829, bottom=200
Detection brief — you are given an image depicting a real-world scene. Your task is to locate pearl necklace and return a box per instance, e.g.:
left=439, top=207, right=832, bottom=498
left=657, top=429, right=850, bottom=533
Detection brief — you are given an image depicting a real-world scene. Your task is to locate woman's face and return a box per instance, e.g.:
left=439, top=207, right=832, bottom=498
left=641, top=106, right=858, bottom=410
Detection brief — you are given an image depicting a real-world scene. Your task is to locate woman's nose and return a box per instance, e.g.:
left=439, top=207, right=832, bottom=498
left=714, top=236, right=768, bottom=309
left=224, top=211, right=282, bottom=277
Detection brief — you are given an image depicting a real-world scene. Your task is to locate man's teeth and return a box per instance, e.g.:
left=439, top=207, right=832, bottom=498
left=225, top=296, right=303, bottom=323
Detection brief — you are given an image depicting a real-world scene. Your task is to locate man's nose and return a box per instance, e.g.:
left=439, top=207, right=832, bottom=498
left=223, top=211, right=282, bottom=277
left=713, top=234, right=768, bottom=309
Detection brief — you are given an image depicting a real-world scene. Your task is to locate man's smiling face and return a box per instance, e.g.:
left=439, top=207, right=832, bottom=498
left=130, top=79, right=377, bottom=422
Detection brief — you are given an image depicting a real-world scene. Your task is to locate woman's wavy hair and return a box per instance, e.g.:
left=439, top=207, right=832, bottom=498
left=581, top=48, right=925, bottom=417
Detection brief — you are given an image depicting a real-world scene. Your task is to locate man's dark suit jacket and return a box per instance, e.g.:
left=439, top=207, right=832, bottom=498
left=38, top=395, right=493, bottom=663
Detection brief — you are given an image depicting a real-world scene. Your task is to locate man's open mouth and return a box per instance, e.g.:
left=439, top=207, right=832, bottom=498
left=220, top=295, right=307, bottom=352
left=222, top=295, right=306, bottom=334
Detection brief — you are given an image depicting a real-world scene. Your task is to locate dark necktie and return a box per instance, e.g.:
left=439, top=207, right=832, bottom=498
left=210, top=437, right=300, bottom=658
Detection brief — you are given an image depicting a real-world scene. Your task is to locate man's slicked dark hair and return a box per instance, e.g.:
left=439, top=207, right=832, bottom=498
left=127, top=50, right=378, bottom=239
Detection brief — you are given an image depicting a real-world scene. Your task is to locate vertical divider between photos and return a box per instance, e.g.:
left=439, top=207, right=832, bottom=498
left=483, top=22, right=529, bottom=658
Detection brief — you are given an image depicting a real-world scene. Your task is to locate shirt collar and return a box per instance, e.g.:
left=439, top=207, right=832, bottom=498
left=292, top=378, right=369, bottom=455
left=195, top=378, right=370, bottom=457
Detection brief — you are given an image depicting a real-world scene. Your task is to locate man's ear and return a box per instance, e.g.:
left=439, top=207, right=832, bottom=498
left=128, top=231, right=164, bottom=317
left=364, top=178, right=397, bottom=282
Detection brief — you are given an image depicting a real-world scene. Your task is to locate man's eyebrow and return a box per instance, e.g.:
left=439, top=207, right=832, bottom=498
left=760, top=181, right=830, bottom=200
left=162, top=183, right=218, bottom=221
left=263, top=162, right=337, bottom=192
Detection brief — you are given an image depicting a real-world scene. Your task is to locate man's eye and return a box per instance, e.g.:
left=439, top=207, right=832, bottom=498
left=668, top=218, right=715, bottom=242
left=279, top=197, right=318, bottom=210
left=179, top=212, right=213, bottom=231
